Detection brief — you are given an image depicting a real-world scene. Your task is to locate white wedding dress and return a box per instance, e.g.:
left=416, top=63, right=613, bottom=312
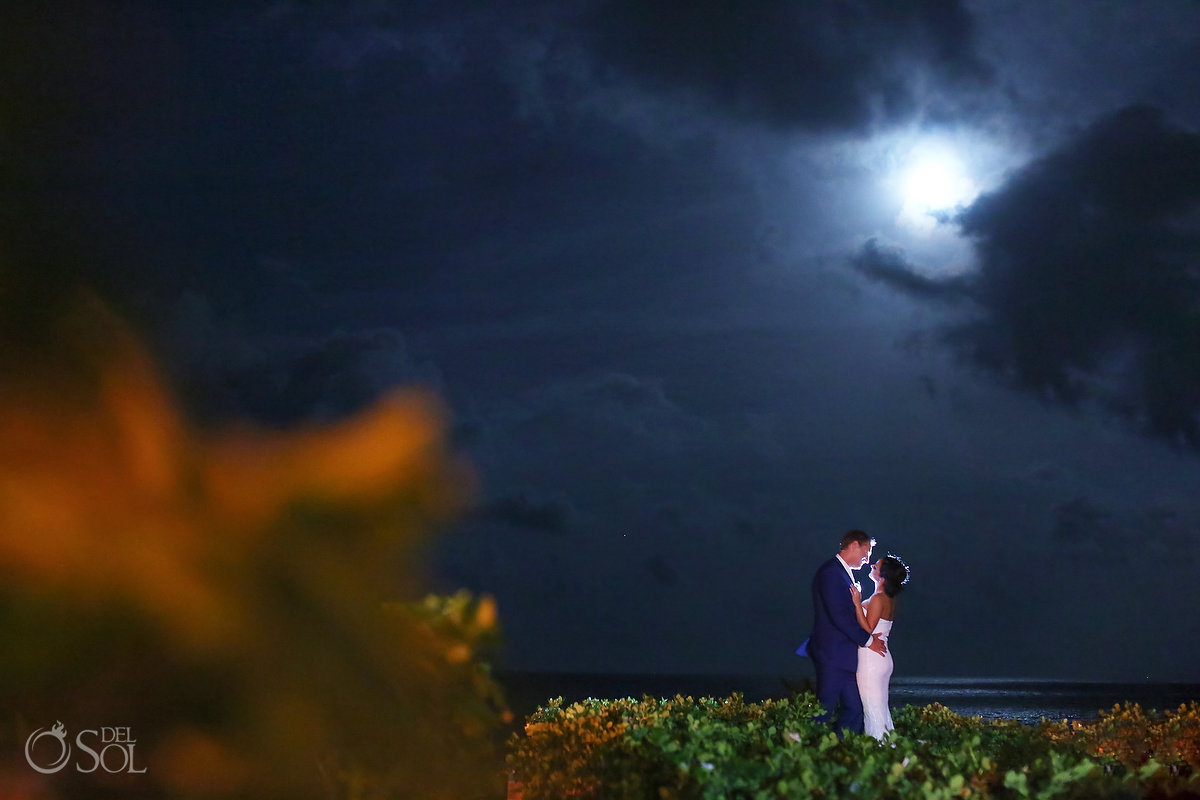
left=857, top=617, right=894, bottom=740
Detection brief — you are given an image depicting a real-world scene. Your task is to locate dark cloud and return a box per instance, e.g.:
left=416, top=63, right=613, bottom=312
left=851, top=238, right=972, bottom=300
left=644, top=554, right=678, bottom=586
left=161, top=299, right=440, bottom=426
left=503, top=372, right=701, bottom=450
left=5, top=1, right=588, bottom=313
left=957, top=105, right=1200, bottom=446
left=1051, top=496, right=1195, bottom=562
left=1052, top=497, right=1120, bottom=550
left=860, top=105, right=1200, bottom=449
left=477, top=490, right=574, bottom=534
left=585, top=0, right=990, bottom=132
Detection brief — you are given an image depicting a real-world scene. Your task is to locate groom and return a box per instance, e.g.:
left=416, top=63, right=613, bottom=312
left=802, top=529, right=886, bottom=735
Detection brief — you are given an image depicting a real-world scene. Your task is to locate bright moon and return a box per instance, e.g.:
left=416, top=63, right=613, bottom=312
left=895, top=147, right=978, bottom=233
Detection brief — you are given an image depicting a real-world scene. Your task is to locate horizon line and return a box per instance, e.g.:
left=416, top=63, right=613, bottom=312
left=491, top=669, right=1199, bottom=686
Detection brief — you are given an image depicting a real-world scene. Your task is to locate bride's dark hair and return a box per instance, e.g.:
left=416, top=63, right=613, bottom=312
left=880, top=555, right=909, bottom=598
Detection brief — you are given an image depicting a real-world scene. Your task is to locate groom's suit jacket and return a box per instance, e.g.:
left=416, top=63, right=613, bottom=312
left=807, top=556, right=872, bottom=671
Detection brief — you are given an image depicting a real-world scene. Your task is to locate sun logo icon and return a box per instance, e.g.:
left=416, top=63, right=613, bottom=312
left=25, top=721, right=71, bottom=774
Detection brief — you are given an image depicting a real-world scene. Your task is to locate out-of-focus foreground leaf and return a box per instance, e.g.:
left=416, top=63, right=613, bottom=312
left=0, top=290, right=506, bottom=798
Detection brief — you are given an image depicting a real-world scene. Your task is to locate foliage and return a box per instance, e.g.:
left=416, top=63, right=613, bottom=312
left=1042, top=701, right=1200, bottom=787
left=0, top=294, right=509, bottom=798
left=508, top=693, right=1200, bottom=799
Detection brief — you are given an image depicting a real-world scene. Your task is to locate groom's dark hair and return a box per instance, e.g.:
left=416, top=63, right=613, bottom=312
left=838, top=529, right=873, bottom=550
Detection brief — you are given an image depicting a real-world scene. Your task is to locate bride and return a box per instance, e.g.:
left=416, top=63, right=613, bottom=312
left=849, top=555, right=909, bottom=740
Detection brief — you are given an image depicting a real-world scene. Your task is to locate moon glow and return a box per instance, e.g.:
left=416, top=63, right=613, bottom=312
left=895, top=147, right=979, bottom=232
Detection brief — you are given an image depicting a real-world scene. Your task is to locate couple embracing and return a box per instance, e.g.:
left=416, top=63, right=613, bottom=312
left=798, top=530, right=910, bottom=740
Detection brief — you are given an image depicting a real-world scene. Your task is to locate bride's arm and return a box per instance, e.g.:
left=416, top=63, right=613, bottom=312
left=863, top=594, right=885, bottom=633
left=849, top=585, right=872, bottom=633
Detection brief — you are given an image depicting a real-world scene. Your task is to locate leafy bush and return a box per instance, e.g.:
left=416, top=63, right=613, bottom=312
left=1043, top=701, right=1200, bottom=792
left=507, top=693, right=1200, bottom=799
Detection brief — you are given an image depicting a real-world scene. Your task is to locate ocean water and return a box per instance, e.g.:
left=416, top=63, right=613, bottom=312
left=495, top=671, right=1200, bottom=728
left=890, top=678, right=1200, bottom=724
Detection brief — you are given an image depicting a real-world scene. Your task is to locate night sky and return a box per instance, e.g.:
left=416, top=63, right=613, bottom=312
left=6, top=1, right=1200, bottom=683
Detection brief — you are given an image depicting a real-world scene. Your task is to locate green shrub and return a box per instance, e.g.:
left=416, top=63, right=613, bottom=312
left=507, top=692, right=1200, bottom=800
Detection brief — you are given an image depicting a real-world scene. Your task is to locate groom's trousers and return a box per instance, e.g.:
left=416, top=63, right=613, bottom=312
left=813, top=659, right=864, bottom=737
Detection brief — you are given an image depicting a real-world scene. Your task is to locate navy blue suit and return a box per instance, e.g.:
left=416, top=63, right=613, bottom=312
left=802, top=556, right=872, bottom=734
